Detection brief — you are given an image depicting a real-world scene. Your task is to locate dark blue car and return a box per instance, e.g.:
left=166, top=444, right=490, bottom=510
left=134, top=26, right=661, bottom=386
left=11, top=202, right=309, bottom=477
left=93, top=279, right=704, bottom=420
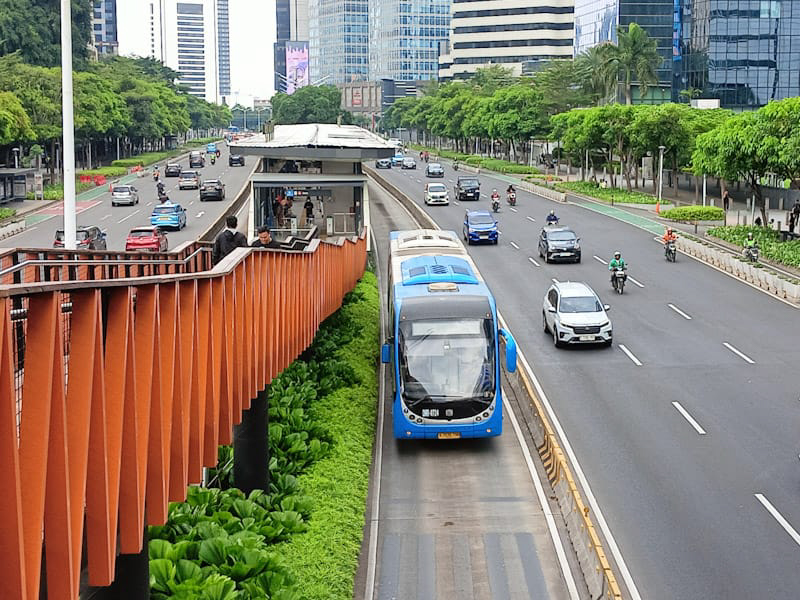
left=463, top=210, right=498, bottom=245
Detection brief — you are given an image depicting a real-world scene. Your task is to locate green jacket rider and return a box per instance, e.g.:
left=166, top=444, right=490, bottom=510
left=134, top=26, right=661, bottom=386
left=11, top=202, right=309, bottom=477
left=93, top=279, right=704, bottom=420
left=609, top=251, right=626, bottom=270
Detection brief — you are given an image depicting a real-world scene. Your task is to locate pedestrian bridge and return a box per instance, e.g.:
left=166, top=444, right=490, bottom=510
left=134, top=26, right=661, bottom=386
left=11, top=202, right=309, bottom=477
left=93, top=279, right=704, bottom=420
left=0, top=234, right=367, bottom=599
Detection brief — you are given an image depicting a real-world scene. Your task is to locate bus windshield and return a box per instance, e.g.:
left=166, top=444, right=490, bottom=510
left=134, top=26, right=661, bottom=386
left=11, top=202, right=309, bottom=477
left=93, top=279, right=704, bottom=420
left=398, top=317, right=494, bottom=404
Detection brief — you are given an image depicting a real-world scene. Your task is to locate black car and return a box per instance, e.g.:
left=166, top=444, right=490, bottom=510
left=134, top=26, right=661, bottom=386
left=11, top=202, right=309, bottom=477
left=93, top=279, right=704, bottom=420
left=425, top=162, right=444, bottom=177
left=538, top=227, right=581, bottom=263
left=375, top=158, right=391, bottom=169
left=200, top=179, right=226, bottom=201
left=229, top=154, right=245, bottom=167
left=455, top=176, right=480, bottom=201
left=189, top=151, right=205, bottom=168
left=164, top=163, right=182, bottom=177
left=53, top=226, right=107, bottom=250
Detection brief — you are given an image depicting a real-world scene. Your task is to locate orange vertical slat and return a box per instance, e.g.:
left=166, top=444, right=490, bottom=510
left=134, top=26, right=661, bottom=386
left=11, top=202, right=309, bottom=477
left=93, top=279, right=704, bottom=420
left=177, top=280, right=197, bottom=487
left=218, top=274, right=234, bottom=444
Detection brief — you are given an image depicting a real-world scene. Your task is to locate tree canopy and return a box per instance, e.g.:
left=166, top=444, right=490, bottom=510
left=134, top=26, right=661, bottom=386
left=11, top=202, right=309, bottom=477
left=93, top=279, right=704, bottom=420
left=271, top=85, right=344, bottom=125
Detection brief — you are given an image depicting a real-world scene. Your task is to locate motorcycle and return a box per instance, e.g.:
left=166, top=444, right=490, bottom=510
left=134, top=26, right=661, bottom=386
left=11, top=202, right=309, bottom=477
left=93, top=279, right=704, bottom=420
left=158, top=192, right=169, bottom=203
left=453, top=162, right=459, bottom=171
left=665, top=240, right=677, bottom=262
left=743, top=244, right=759, bottom=263
left=152, top=171, right=160, bottom=182
left=210, top=154, right=216, bottom=165
left=507, top=192, right=516, bottom=206
left=491, top=197, right=500, bottom=212
left=546, top=217, right=560, bottom=227
left=611, top=267, right=627, bottom=294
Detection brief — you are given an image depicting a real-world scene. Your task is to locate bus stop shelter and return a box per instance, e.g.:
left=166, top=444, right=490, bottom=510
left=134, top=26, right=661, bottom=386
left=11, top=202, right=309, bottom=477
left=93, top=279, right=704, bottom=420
left=0, top=168, right=34, bottom=204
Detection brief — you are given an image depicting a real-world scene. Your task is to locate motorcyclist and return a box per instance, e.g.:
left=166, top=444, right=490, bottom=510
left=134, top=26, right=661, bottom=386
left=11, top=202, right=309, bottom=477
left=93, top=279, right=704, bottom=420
left=156, top=181, right=166, bottom=195
left=152, top=166, right=160, bottom=181
left=662, top=227, right=677, bottom=244
left=609, top=251, right=626, bottom=286
left=453, top=160, right=459, bottom=171
left=744, top=232, right=757, bottom=249
left=506, top=184, right=516, bottom=194
left=491, top=189, right=500, bottom=203
left=546, top=210, right=559, bottom=225
left=210, top=153, right=216, bottom=165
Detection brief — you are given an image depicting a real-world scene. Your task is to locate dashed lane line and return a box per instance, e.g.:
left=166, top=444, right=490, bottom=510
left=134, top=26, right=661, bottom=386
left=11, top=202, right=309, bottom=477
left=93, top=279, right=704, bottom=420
left=619, top=344, right=643, bottom=366
left=755, top=494, right=800, bottom=547
left=672, top=402, right=706, bottom=435
left=116, top=210, right=140, bottom=224
left=628, top=276, right=645, bottom=288
left=593, top=255, right=607, bottom=265
left=526, top=216, right=536, bottom=223
left=510, top=241, right=520, bottom=250
left=667, top=303, right=692, bottom=320
left=723, top=342, right=754, bottom=364
left=528, top=257, right=540, bottom=267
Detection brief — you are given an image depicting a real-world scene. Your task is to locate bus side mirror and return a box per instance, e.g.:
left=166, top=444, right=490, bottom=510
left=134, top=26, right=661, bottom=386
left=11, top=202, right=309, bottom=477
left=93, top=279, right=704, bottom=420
left=499, top=328, right=517, bottom=373
left=381, top=343, right=391, bottom=364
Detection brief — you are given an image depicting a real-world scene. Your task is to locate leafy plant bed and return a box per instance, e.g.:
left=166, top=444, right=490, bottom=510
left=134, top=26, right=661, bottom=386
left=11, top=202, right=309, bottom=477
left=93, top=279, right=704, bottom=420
left=26, top=181, right=95, bottom=201
left=707, top=225, right=800, bottom=268
left=149, top=272, right=380, bottom=599
left=112, top=138, right=223, bottom=168
left=78, top=166, right=128, bottom=178
left=409, top=145, right=541, bottom=174
left=0, top=208, right=16, bottom=220
left=660, top=205, right=725, bottom=221
left=556, top=181, right=658, bottom=204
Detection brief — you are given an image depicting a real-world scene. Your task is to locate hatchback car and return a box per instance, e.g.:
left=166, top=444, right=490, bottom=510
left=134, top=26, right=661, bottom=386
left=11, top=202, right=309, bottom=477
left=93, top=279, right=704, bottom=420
left=111, top=185, right=139, bottom=207
left=178, top=170, right=201, bottom=190
left=390, top=153, right=405, bottom=167
left=542, top=281, right=612, bottom=347
left=200, top=179, right=225, bottom=201
left=125, top=226, right=168, bottom=252
left=402, top=157, right=417, bottom=170
left=425, top=162, right=444, bottom=177
left=424, top=183, right=449, bottom=205
left=538, top=227, right=581, bottom=263
left=150, top=202, right=187, bottom=230
left=463, top=210, right=498, bottom=244
left=53, top=226, right=107, bottom=250
left=229, top=154, right=245, bottom=167
left=375, top=158, right=392, bottom=169
left=189, top=151, right=205, bottom=168
left=164, top=163, right=182, bottom=177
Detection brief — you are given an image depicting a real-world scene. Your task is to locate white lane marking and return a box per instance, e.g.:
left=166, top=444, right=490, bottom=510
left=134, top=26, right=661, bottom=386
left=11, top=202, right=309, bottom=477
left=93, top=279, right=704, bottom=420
left=448, top=179, right=454, bottom=183
left=116, top=210, right=140, bottom=224
left=189, top=200, right=194, bottom=205
left=551, top=278, right=559, bottom=284
left=528, top=257, right=540, bottom=267
left=668, top=303, right=692, bottom=320
left=100, top=214, right=110, bottom=221
left=672, top=402, right=706, bottom=435
left=481, top=193, right=487, bottom=198
left=496, top=312, right=644, bottom=600
left=509, top=207, right=518, bottom=213
left=723, top=342, right=755, bottom=364
left=526, top=216, right=536, bottom=223
left=619, top=344, right=643, bottom=366
left=510, top=241, right=520, bottom=250
left=497, top=230, right=503, bottom=235
left=504, top=391, right=582, bottom=600
left=593, top=255, right=607, bottom=265
left=454, top=201, right=461, bottom=206
left=628, top=276, right=645, bottom=288
left=146, top=201, right=153, bottom=206
left=755, top=494, right=800, bottom=547
left=25, top=226, right=38, bottom=232
left=196, top=211, right=205, bottom=218
left=416, top=178, right=422, bottom=183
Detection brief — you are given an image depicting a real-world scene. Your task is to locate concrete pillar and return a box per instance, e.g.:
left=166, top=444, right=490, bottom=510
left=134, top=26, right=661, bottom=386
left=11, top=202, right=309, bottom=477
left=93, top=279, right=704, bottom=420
left=233, top=389, right=270, bottom=495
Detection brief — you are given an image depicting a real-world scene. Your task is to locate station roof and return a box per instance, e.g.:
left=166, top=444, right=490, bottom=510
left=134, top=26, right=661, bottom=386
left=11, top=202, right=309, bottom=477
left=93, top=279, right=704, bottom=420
left=250, top=173, right=367, bottom=187
left=229, top=124, right=395, bottom=160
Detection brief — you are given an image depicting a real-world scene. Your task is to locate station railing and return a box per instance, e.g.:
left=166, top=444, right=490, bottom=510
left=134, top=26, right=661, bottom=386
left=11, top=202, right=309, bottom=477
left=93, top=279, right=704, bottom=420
left=0, top=232, right=367, bottom=600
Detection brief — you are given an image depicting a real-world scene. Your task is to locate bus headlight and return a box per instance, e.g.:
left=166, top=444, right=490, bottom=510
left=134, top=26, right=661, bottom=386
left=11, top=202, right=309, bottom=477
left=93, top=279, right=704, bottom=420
left=483, top=412, right=489, bottom=418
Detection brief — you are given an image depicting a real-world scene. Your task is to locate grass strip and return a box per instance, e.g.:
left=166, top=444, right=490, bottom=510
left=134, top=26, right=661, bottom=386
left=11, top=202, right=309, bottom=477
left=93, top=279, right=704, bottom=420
left=555, top=181, right=658, bottom=204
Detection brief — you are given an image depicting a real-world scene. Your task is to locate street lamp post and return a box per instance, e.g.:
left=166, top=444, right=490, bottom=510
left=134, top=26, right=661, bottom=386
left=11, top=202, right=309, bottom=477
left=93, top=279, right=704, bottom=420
left=61, top=0, right=77, bottom=249
left=657, top=145, right=666, bottom=206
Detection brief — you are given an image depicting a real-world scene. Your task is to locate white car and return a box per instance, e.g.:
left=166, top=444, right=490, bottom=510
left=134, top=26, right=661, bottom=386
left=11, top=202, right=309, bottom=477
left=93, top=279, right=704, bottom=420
left=542, top=281, right=612, bottom=347
left=424, top=182, right=449, bottom=205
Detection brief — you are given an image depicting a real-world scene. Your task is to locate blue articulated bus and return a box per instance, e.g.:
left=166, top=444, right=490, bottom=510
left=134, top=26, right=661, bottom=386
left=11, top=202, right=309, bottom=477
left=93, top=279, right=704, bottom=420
left=381, top=230, right=517, bottom=440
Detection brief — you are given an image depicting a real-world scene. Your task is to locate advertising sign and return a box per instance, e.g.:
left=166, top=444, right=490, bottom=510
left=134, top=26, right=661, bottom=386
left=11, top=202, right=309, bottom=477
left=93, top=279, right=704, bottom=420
left=285, top=41, right=309, bottom=94
left=352, top=88, right=362, bottom=107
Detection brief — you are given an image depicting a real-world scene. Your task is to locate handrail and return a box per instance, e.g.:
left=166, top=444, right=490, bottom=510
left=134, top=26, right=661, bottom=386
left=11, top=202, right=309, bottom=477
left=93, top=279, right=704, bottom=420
left=0, top=231, right=368, bottom=599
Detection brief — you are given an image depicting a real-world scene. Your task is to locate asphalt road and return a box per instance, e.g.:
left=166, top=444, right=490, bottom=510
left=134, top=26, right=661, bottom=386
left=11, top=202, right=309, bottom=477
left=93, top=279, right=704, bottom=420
left=375, top=162, right=800, bottom=600
left=364, top=180, right=576, bottom=600
left=1, top=148, right=254, bottom=251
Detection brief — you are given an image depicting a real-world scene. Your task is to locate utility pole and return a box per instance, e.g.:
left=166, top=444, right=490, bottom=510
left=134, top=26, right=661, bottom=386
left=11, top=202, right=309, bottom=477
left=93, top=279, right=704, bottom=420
left=61, top=0, right=77, bottom=249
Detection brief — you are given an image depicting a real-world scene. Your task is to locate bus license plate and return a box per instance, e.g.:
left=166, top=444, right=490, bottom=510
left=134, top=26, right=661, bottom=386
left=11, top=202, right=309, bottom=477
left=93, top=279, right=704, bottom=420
left=579, top=335, right=595, bottom=341
left=438, top=432, right=461, bottom=440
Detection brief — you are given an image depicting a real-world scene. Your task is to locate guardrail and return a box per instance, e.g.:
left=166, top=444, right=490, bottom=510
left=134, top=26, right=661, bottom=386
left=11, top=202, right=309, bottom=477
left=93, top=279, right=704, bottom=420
left=517, top=180, right=567, bottom=203
left=367, top=164, right=624, bottom=599
left=0, top=231, right=367, bottom=599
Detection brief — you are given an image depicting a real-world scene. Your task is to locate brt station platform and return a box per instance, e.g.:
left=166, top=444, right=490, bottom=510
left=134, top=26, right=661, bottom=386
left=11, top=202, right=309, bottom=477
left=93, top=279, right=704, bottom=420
left=229, top=124, right=395, bottom=242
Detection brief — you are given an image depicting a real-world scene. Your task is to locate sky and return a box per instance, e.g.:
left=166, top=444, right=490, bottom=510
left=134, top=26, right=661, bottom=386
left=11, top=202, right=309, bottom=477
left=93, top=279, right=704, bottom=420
left=229, top=0, right=276, bottom=104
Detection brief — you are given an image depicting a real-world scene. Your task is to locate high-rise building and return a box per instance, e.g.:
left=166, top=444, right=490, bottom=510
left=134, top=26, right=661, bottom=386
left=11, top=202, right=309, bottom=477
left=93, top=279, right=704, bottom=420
left=438, top=0, right=574, bottom=80
left=309, top=0, right=369, bottom=85
left=91, top=0, right=119, bottom=57
left=216, top=0, right=231, bottom=98
left=369, top=0, right=451, bottom=82
left=275, top=0, right=310, bottom=92
left=573, top=0, right=800, bottom=109
left=117, top=0, right=224, bottom=103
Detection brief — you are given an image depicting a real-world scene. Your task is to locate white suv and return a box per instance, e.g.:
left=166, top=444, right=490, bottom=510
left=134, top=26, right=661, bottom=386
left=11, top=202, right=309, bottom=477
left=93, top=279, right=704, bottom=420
left=424, top=183, right=449, bottom=205
left=542, top=281, right=612, bottom=347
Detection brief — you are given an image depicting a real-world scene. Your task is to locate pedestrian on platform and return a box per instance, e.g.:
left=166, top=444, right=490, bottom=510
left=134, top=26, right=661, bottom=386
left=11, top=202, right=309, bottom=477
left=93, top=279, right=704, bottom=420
left=304, top=199, right=314, bottom=223
left=212, top=215, right=247, bottom=265
left=251, top=225, right=281, bottom=248
left=723, top=190, right=731, bottom=211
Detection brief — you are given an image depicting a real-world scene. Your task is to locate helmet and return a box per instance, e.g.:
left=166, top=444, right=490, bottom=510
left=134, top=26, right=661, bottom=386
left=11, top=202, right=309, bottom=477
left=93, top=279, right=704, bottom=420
left=614, top=251, right=621, bottom=258
left=550, top=210, right=555, bottom=216
left=747, top=232, right=754, bottom=238
left=666, top=227, right=673, bottom=233
left=492, top=189, right=497, bottom=193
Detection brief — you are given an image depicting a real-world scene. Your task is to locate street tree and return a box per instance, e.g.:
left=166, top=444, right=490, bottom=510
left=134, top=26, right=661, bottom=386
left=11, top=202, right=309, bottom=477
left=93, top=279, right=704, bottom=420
left=0, top=90, right=34, bottom=145
left=271, top=85, right=342, bottom=124
left=608, top=23, right=662, bottom=104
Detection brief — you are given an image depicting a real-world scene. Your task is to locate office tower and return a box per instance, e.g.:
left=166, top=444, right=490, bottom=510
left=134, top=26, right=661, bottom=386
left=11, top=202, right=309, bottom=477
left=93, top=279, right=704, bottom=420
left=275, top=0, right=310, bottom=92
left=438, top=0, right=574, bottom=80
left=369, top=0, right=451, bottom=82
left=92, top=0, right=119, bottom=57
left=217, top=0, right=231, bottom=98
left=309, top=0, right=369, bottom=85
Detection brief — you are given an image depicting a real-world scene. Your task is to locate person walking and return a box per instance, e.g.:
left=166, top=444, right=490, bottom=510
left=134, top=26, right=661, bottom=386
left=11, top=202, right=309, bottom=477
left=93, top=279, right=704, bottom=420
left=722, top=190, right=731, bottom=211
left=791, top=201, right=800, bottom=233
left=212, top=215, right=247, bottom=265
left=304, top=199, right=314, bottom=224
left=251, top=225, right=281, bottom=248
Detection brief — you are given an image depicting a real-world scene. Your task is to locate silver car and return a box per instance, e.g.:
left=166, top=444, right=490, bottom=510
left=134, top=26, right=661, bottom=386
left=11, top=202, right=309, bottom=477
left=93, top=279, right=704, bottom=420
left=111, top=185, right=139, bottom=207
left=542, top=281, right=612, bottom=347
left=424, top=183, right=449, bottom=205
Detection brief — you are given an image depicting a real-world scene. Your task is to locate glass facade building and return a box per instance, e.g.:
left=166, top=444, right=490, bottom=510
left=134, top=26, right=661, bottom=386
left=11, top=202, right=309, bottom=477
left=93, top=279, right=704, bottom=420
left=92, top=0, right=119, bottom=56
left=574, top=0, right=800, bottom=108
left=309, top=0, right=369, bottom=84
left=216, top=0, right=231, bottom=97
left=369, top=0, right=451, bottom=81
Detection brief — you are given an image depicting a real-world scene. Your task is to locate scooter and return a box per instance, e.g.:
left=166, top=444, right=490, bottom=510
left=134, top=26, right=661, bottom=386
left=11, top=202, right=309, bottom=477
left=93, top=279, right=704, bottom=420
left=665, top=240, right=677, bottom=262
left=491, top=197, right=500, bottom=212
left=611, top=267, right=627, bottom=294
left=453, top=162, right=459, bottom=171
left=743, top=244, right=759, bottom=263
left=210, top=154, right=216, bottom=165
left=507, top=192, right=516, bottom=206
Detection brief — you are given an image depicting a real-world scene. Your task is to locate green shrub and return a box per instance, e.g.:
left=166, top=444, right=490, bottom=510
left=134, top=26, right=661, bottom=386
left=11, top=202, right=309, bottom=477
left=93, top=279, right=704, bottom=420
left=27, top=181, right=95, bottom=201
left=660, top=205, right=725, bottom=221
left=708, top=225, right=800, bottom=267
left=556, top=181, right=659, bottom=204
left=78, top=166, right=128, bottom=178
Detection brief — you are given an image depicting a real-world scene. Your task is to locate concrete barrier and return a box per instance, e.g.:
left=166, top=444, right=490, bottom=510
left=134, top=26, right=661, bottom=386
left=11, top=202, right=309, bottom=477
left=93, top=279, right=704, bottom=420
left=518, top=180, right=567, bottom=203
left=0, top=219, right=26, bottom=240
left=367, top=163, right=625, bottom=599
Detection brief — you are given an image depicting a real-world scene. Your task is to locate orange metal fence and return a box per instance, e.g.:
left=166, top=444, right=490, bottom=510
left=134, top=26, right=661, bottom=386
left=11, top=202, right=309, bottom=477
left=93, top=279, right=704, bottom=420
left=0, top=234, right=367, bottom=600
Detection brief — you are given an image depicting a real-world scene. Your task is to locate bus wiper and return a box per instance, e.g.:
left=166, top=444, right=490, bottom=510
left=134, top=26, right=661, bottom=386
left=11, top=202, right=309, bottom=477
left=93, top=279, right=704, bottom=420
left=404, top=394, right=454, bottom=408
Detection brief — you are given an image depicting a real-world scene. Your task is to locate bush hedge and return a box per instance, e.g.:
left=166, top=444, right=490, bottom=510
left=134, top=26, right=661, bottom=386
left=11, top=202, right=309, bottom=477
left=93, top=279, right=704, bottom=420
left=78, top=166, right=128, bottom=178
left=0, top=208, right=16, bottom=220
left=707, top=225, right=800, bottom=267
left=556, top=181, right=659, bottom=204
left=150, top=272, right=380, bottom=599
left=112, top=138, right=223, bottom=168
left=660, top=206, right=725, bottom=221
left=407, top=145, right=540, bottom=174
left=27, top=181, right=95, bottom=201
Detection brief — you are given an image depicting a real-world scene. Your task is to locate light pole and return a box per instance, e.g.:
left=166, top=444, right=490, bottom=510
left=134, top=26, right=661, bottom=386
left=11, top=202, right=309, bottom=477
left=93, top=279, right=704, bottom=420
left=61, top=0, right=77, bottom=249
left=657, top=145, right=666, bottom=207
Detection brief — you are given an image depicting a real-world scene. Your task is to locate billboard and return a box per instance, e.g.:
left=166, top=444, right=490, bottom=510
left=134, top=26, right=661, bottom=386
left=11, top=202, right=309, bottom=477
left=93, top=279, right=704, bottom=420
left=285, top=41, right=309, bottom=94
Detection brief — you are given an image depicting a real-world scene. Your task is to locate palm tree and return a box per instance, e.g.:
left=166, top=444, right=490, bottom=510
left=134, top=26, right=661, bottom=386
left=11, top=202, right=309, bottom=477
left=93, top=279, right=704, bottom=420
left=576, top=45, right=617, bottom=105
left=610, top=23, right=663, bottom=104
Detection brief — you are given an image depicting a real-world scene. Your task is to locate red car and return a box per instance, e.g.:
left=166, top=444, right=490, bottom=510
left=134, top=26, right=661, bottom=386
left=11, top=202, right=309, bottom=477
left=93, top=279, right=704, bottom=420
left=125, top=226, right=168, bottom=252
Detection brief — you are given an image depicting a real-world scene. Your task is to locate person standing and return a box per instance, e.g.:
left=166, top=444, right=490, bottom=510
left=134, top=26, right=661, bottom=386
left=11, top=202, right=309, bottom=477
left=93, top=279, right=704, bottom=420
left=251, top=225, right=281, bottom=248
left=722, top=190, right=731, bottom=211
left=304, top=199, right=314, bottom=224
left=212, top=215, right=247, bottom=265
